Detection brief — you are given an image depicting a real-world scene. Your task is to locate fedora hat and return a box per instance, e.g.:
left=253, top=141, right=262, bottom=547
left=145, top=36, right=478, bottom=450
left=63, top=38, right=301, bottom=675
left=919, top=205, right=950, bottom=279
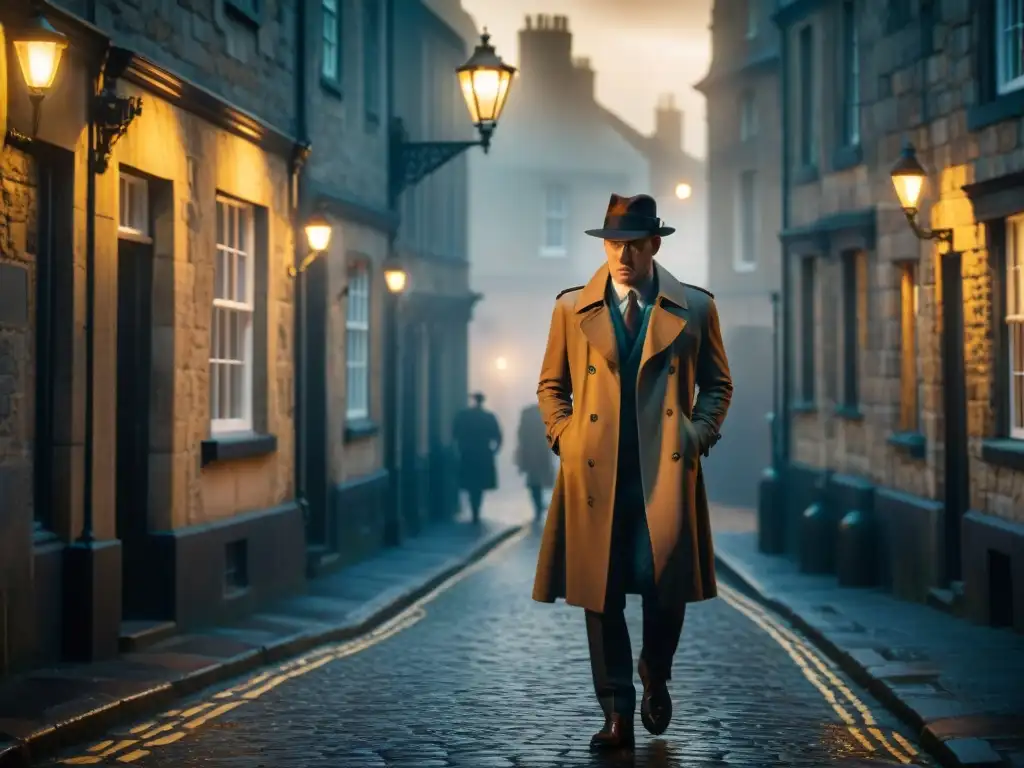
left=584, top=193, right=676, bottom=240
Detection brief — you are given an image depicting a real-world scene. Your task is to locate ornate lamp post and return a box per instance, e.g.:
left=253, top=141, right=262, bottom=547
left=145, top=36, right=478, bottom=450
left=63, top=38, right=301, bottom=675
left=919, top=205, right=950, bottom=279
left=288, top=213, right=333, bottom=545
left=382, top=255, right=409, bottom=547
left=10, top=13, right=68, bottom=138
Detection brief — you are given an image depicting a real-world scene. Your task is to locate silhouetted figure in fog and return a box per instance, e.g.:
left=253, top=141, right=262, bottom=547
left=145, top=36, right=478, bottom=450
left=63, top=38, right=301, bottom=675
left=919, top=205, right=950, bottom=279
left=452, top=392, right=502, bottom=523
left=532, top=193, right=732, bottom=753
left=514, top=403, right=555, bottom=520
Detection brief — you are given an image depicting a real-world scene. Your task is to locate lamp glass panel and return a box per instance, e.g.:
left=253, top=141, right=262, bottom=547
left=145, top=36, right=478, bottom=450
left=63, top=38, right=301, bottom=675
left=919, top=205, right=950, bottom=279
left=305, top=224, right=331, bottom=252
left=892, top=173, right=924, bottom=211
left=14, top=40, right=64, bottom=91
left=384, top=269, right=408, bottom=294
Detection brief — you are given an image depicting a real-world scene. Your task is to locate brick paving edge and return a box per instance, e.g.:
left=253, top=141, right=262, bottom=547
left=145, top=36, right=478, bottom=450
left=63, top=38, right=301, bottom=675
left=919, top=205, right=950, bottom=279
left=0, top=523, right=527, bottom=768
left=714, top=549, right=973, bottom=768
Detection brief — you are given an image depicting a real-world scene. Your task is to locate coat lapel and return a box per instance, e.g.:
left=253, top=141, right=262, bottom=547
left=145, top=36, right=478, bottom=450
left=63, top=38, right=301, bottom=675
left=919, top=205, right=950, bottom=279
left=575, top=264, right=618, bottom=367
left=639, top=262, right=689, bottom=375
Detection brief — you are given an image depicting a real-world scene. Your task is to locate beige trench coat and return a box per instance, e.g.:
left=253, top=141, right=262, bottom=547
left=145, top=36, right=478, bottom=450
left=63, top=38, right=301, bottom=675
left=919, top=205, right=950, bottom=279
left=531, top=262, right=733, bottom=616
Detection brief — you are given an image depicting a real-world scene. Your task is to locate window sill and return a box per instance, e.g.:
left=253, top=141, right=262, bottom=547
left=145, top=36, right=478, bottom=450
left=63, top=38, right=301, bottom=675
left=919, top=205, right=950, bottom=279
left=834, top=405, right=864, bottom=421
left=967, top=89, right=1024, bottom=132
left=832, top=143, right=863, bottom=171
left=887, top=430, right=926, bottom=459
left=201, top=432, right=278, bottom=468
left=980, top=438, right=1024, bottom=471
left=344, top=418, right=380, bottom=442
left=791, top=401, right=817, bottom=414
left=793, top=165, right=819, bottom=186
left=320, top=76, right=343, bottom=99
left=733, top=260, right=757, bottom=274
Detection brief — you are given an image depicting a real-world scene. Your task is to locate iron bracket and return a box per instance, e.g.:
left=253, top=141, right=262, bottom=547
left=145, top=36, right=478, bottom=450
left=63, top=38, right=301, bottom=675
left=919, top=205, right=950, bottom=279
left=388, top=116, right=489, bottom=205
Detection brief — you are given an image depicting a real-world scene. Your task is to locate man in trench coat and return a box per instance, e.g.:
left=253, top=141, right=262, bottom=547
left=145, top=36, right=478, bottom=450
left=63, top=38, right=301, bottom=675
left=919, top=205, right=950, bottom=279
left=452, top=392, right=502, bottom=523
left=532, top=193, right=733, bottom=752
left=515, top=403, right=556, bottom=519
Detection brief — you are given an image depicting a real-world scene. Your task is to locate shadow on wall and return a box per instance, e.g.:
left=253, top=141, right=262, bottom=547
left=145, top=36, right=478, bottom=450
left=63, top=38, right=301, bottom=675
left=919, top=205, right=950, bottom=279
left=702, top=324, right=774, bottom=509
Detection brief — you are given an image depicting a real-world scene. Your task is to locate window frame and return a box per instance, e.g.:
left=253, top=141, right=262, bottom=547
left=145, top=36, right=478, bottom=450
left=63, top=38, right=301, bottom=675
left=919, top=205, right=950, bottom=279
left=210, top=196, right=256, bottom=435
left=799, top=256, right=816, bottom=404
left=797, top=24, right=816, bottom=169
left=996, top=0, right=1024, bottom=96
left=541, top=184, right=569, bottom=258
left=363, top=0, right=382, bottom=123
left=321, top=0, right=342, bottom=85
left=739, top=90, right=758, bottom=142
left=118, top=172, right=151, bottom=242
left=840, top=249, right=862, bottom=409
left=734, top=170, right=758, bottom=273
left=1006, top=213, right=1024, bottom=438
left=899, top=261, right=922, bottom=433
left=840, top=0, right=861, bottom=146
left=345, top=263, right=372, bottom=421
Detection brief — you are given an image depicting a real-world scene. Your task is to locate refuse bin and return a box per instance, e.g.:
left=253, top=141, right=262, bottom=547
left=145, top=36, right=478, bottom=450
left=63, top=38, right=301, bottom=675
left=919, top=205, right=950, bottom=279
left=836, top=509, right=876, bottom=587
left=800, top=502, right=833, bottom=574
left=757, top=467, right=785, bottom=554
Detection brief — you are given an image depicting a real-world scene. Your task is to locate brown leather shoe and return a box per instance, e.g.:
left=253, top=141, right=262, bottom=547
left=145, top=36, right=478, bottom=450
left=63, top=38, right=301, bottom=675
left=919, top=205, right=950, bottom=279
left=589, top=713, right=635, bottom=752
left=639, top=659, right=672, bottom=735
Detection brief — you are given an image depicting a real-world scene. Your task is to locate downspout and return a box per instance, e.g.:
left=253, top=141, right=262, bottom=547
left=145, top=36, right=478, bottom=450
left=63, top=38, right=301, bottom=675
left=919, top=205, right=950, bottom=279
left=292, top=0, right=311, bottom=531
left=777, top=18, right=792, bottom=473
left=79, top=0, right=99, bottom=543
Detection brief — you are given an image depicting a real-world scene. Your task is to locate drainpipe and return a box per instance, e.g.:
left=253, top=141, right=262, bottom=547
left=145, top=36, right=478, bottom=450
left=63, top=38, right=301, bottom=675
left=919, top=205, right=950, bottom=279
left=777, top=21, right=792, bottom=480
left=79, top=0, right=99, bottom=543
left=292, top=0, right=311, bottom=533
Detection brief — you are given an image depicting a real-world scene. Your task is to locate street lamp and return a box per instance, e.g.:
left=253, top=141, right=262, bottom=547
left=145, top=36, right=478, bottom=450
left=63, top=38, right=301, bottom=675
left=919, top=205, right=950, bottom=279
left=890, top=140, right=952, bottom=243
left=11, top=13, right=68, bottom=137
left=675, top=182, right=693, bottom=200
left=388, top=29, right=516, bottom=206
left=289, top=212, right=333, bottom=277
left=383, top=255, right=408, bottom=547
left=495, top=356, right=508, bottom=371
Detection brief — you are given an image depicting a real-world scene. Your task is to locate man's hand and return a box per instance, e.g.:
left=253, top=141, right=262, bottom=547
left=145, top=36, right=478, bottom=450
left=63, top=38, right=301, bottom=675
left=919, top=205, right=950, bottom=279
left=681, top=418, right=721, bottom=460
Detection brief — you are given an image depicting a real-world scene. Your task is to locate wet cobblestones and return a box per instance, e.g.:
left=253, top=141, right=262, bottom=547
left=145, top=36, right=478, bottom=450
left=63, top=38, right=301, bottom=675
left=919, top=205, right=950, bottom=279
left=44, top=527, right=934, bottom=767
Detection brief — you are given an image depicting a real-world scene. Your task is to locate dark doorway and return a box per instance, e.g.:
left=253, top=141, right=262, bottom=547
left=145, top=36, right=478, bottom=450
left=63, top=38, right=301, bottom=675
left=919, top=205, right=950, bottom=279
left=116, top=237, right=155, bottom=619
left=940, top=250, right=969, bottom=584
left=400, top=321, right=422, bottom=535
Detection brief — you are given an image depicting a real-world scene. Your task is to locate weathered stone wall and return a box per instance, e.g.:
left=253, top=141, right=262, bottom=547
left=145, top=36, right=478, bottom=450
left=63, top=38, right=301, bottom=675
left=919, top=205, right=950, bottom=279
left=787, top=0, right=1024, bottom=523
left=113, top=84, right=296, bottom=530
left=52, top=0, right=298, bottom=137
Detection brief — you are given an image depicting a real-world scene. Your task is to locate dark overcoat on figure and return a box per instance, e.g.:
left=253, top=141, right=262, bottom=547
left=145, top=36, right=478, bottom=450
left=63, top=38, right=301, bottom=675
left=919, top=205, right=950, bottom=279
left=531, top=261, right=733, bottom=617
left=452, top=406, right=502, bottom=492
left=515, top=404, right=556, bottom=489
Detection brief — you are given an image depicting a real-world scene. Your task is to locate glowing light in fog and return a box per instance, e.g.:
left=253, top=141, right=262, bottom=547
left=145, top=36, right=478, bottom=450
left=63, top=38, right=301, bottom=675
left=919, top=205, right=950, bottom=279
left=495, top=356, right=508, bottom=371
left=675, top=183, right=692, bottom=200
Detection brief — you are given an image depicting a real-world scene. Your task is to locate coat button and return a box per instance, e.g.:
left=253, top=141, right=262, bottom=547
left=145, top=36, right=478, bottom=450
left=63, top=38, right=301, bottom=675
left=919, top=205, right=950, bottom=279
left=669, top=365, right=676, bottom=374
left=588, top=459, right=595, bottom=467
left=671, top=452, right=681, bottom=461
left=587, top=364, right=596, bottom=374
left=666, top=408, right=673, bottom=416
left=587, top=496, right=594, bottom=507
left=590, top=413, right=598, bottom=422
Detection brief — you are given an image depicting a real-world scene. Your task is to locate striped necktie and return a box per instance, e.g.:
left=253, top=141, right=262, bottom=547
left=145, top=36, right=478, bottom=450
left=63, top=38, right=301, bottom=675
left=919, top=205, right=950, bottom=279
left=623, top=290, right=640, bottom=340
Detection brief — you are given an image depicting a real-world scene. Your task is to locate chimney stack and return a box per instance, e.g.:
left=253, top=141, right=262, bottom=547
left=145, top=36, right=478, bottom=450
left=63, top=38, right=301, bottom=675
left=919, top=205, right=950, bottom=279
left=518, top=13, right=574, bottom=88
left=654, top=93, right=684, bottom=151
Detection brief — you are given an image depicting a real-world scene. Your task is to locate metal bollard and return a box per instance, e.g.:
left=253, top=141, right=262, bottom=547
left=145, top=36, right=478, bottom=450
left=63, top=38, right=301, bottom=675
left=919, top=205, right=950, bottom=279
left=799, top=503, right=833, bottom=574
left=757, top=467, right=785, bottom=554
left=836, top=510, right=877, bottom=587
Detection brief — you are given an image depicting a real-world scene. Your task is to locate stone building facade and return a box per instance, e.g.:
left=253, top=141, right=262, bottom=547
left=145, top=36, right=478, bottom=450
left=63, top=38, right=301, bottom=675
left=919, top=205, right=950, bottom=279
left=696, top=0, right=783, bottom=509
left=0, top=0, right=304, bottom=672
left=468, top=14, right=705, bottom=487
left=301, top=0, right=478, bottom=571
left=769, top=0, right=1024, bottom=634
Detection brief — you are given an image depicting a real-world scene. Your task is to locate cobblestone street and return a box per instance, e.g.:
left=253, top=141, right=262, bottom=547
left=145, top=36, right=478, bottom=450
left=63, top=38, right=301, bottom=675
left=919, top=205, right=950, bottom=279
left=42, top=519, right=935, bottom=768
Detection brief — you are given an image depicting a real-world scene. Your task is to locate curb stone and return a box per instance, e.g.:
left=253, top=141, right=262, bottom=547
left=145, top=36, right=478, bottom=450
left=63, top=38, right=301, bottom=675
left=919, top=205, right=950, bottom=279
left=0, top=523, right=526, bottom=768
left=714, top=549, right=993, bottom=768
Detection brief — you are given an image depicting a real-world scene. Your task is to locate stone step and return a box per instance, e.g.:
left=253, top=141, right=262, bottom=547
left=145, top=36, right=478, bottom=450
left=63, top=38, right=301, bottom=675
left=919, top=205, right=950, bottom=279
left=118, top=619, right=178, bottom=653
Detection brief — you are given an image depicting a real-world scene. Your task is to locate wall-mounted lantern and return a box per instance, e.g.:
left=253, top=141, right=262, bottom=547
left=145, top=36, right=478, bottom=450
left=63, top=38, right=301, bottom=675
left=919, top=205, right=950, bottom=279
left=11, top=13, right=68, bottom=136
left=890, top=140, right=952, bottom=243
left=388, top=29, right=516, bottom=206
left=288, top=212, right=333, bottom=277
left=383, top=255, right=408, bottom=295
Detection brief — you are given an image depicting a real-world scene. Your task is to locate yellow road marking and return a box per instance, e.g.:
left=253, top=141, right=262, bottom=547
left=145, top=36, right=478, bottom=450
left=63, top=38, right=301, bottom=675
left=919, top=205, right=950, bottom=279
left=85, top=741, right=113, bottom=753
left=719, top=583, right=914, bottom=764
left=59, top=526, right=530, bottom=765
left=127, top=722, right=155, bottom=735
left=136, top=722, right=175, bottom=740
